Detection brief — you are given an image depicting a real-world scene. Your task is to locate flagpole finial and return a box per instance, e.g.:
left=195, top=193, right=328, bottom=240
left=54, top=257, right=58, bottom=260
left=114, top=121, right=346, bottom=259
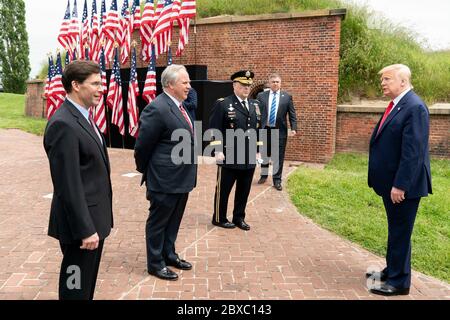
left=114, top=42, right=120, bottom=48
left=131, top=40, right=137, bottom=47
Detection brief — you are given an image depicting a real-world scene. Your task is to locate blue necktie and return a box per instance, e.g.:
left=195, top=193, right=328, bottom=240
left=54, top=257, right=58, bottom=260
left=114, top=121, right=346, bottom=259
left=269, top=91, right=277, bottom=127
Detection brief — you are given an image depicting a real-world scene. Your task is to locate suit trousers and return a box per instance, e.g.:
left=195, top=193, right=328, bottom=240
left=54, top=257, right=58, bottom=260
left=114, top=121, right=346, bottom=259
left=213, top=166, right=255, bottom=224
left=146, top=191, right=189, bottom=271
left=382, top=196, right=421, bottom=289
left=58, top=239, right=104, bottom=300
left=261, top=127, right=287, bottom=183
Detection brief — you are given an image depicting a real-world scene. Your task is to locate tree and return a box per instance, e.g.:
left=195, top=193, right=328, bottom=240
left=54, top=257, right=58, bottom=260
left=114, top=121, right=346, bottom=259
left=0, top=0, right=31, bottom=94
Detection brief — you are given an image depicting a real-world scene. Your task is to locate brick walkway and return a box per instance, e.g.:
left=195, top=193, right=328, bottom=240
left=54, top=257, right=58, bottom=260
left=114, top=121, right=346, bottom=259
left=0, top=129, right=448, bottom=300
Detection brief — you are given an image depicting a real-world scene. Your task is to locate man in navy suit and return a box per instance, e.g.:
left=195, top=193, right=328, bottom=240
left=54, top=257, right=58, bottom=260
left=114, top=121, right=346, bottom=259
left=44, top=60, right=113, bottom=299
left=367, top=64, right=432, bottom=296
left=183, top=87, right=198, bottom=121
left=256, top=73, right=297, bottom=191
left=134, top=64, right=197, bottom=281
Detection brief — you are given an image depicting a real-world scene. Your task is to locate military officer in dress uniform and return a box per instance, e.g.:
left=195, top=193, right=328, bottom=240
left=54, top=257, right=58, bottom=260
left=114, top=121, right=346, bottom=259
left=209, top=70, right=263, bottom=231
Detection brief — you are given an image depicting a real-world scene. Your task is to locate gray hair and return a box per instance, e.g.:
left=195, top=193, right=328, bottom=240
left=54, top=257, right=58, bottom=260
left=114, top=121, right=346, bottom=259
left=379, top=64, right=412, bottom=84
left=161, top=64, right=188, bottom=88
left=268, top=72, right=281, bottom=80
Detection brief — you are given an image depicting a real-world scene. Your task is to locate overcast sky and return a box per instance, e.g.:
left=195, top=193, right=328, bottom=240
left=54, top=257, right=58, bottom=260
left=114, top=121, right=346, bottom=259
left=24, top=0, right=450, bottom=78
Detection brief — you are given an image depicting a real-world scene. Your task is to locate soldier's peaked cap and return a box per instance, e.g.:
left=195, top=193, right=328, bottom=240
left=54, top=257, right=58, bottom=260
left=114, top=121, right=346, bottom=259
left=230, top=70, right=254, bottom=85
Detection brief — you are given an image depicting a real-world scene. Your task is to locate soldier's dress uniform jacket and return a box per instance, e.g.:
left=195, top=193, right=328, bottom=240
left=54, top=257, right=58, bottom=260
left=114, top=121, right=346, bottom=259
left=210, top=94, right=262, bottom=169
left=209, top=94, right=262, bottom=227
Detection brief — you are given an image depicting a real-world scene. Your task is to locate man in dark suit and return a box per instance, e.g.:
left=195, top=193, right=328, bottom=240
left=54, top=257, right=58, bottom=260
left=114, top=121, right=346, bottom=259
left=43, top=60, right=113, bottom=300
left=134, top=64, right=197, bottom=281
left=257, top=73, right=297, bottom=191
left=183, top=87, right=198, bottom=121
left=209, top=70, right=263, bottom=231
left=367, top=64, right=432, bottom=296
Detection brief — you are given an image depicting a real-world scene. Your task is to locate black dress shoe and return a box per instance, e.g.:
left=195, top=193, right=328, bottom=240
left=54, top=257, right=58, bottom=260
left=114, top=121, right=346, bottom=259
left=274, top=183, right=282, bottom=191
left=257, top=177, right=267, bottom=184
left=366, top=271, right=387, bottom=281
left=370, top=283, right=410, bottom=296
left=212, top=220, right=236, bottom=229
left=233, top=220, right=250, bottom=231
left=167, top=258, right=192, bottom=270
left=148, top=267, right=178, bottom=281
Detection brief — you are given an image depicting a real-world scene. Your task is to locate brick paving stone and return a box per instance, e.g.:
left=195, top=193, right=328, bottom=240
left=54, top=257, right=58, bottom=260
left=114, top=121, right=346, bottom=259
left=0, top=128, right=449, bottom=300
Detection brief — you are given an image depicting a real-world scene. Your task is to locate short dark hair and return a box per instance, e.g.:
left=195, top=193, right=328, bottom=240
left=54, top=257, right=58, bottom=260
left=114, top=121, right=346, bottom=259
left=62, top=60, right=101, bottom=93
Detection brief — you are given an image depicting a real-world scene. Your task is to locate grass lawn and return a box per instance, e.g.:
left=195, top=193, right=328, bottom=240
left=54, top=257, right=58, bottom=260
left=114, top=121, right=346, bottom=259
left=287, top=153, right=450, bottom=283
left=0, top=93, right=47, bottom=135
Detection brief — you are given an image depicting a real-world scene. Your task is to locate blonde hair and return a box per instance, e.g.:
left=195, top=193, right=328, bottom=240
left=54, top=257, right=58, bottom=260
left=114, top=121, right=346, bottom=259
left=379, top=64, right=412, bottom=86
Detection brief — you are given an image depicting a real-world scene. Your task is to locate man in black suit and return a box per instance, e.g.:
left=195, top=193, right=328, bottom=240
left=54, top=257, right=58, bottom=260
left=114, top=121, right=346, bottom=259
left=257, top=73, right=297, bottom=191
left=209, top=70, right=262, bottom=231
left=367, top=64, right=432, bottom=296
left=183, top=87, right=198, bottom=120
left=43, top=60, right=113, bottom=300
left=134, top=64, right=197, bottom=281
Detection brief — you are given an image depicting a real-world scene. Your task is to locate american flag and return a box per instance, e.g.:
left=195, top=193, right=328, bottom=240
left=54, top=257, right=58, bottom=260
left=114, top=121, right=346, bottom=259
left=65, top=50, right=71, bottom=66
left=104, top=0, right=120, bottom=63
left=98, top=0, right=107, bottom=62
left=171, top=0, right=181, bottom=18
left=69, top=0, right=80, bottom=57
left=107, top=48, right=124, bottom=135
left=47, top=53, right=66, bottom=119
left=171, top=0, right=181, bottom=19
left=142, top=44, right=157, bottom=103
left=119, top=0, right=131, bottom=64
left=180, top=0, right=196, bottom=17
left=131, top=0, right=141, bottom=30
left=176, top=1, right=196, bottom=56
left=152, top=0, right=174, bottom=56
left=140, top=0, right=155, bottom=62
left=45, top=56, right=55, bottom=117
left=94, top=47, right=108, bottom=133
left=90, top=0, right=100, bottom=62
left=127, top=47, right=140, bottom=137
left=80, top=0, right=90, bottom=60
left=57, top=0, right=72, bottom=51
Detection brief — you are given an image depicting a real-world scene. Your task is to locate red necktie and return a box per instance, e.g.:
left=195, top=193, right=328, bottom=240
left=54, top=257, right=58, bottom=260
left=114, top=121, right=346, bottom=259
left=89, top=113, right=103, bottom=144
left=377, top=101, right=394, bottom=135
left=179, top=104, right=193, bottom=133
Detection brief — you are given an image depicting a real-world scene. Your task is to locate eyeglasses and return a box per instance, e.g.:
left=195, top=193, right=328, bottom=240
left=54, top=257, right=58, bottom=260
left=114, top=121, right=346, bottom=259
left=86, top=81, right=103, bottom=88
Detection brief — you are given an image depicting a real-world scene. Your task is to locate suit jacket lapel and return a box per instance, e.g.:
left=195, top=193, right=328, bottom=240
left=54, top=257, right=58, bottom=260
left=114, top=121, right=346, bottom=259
left=233, top=95, right=249, bottom=116
left=373, top=92, right=411, bottom=141
left=64, top=100, right=109, bottom=166
left=165, top=93, right=193, bottom=136
left=277, top=91, right=288, bottom=119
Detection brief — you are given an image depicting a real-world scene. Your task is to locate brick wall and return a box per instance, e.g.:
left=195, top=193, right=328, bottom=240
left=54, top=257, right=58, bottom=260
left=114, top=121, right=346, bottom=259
left=336, top=105, right=450, bottom=158
left=170, top=11, right=345, bottom=163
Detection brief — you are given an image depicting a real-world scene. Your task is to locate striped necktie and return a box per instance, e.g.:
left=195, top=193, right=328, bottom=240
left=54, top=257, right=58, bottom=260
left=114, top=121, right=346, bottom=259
left=269, top=91, right=277, bottom=127
left=179, top=104, right=193, bottom=133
